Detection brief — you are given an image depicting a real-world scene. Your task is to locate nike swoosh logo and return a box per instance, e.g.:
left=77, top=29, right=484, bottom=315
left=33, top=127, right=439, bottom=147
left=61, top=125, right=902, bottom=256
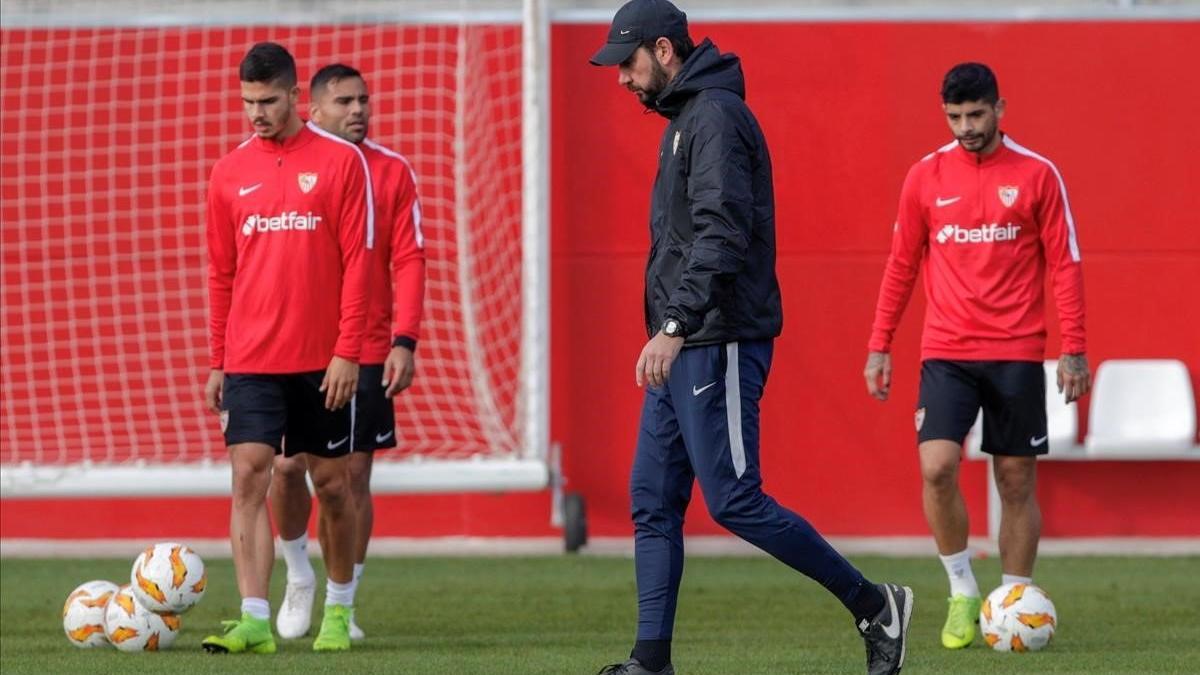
left=1030, top=435, right=1048, bottom=447
left=239, top=183, right=262, bottom=197
left=881, top=585, right=901, bottom=639
left=619, top=29, right=632, bottom=35
left=693, top=382, right=717, bottom=396
left=935, top=196, right=960, bottom=207
left=326, top=436, right=349, bottom=451
left=375, top=430, right=394, bottom=443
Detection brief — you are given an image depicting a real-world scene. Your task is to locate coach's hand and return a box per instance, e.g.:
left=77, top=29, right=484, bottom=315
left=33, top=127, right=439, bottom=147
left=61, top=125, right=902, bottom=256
left=1057, top=353, right=1091, bottom=403
left=383, top=346, right=416, bottom=398
left=321, top=356, right=360, bottom=410
left=636, top=332, right=684, bottom=389
left=864, top=351, right=892, bottom=401
left=204, top=369, right=224, bottom=414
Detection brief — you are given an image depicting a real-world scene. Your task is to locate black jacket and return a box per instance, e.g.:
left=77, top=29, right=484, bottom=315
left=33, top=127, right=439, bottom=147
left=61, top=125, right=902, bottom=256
left=644, top=39, right=782, bottom=345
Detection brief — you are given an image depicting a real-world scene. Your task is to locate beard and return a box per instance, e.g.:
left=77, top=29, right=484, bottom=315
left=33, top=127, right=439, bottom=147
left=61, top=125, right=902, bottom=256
left=957, top=122, right=997, bottom=152
left=636, top=60, right=672, bottom=108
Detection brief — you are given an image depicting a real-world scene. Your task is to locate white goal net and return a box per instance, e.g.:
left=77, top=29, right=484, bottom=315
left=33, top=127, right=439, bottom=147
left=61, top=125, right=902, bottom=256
left=0, top=0, right=550, bottom=496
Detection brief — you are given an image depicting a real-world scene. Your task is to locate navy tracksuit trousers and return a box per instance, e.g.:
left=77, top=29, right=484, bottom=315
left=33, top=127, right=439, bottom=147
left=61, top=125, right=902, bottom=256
left=631, top=340, right=872, bottom=640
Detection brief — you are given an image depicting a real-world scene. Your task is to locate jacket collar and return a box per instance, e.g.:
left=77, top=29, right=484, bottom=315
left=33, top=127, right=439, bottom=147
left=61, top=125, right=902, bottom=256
left=249, top=120, right=315, bottom=153
left=947, top=132, right=1011, bottom=166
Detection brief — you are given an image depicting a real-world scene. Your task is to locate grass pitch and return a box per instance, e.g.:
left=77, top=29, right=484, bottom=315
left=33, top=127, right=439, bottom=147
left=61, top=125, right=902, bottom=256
left=1, top=554, right=1196, bottom=674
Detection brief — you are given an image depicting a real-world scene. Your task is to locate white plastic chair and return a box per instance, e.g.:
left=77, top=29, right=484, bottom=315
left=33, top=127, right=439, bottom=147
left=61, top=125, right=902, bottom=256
left=965, top=360, right=1080, bottom=458
left=1085, top=359, right=1198, bottom=456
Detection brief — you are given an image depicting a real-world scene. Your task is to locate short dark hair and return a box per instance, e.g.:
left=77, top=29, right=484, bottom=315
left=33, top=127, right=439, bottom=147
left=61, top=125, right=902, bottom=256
left=941, top=62, right=999, bottom=105
left=310, top=63, right=364, bottom=98
left=239, top=42, right=297, bottom=87
left=640, top=34, right=695, bottom=65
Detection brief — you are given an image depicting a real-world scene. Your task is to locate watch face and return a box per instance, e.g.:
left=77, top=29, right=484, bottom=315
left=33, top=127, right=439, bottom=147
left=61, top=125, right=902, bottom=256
left=665, top=320, right=679, bottom=336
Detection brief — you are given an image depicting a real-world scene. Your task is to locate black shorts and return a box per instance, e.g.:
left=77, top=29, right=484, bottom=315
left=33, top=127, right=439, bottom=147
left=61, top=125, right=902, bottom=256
left=917, top=359, right=1048, bottom=456
left=353, top=364, right=397, bottom=452
left=221, top=371, right=354, bottom=458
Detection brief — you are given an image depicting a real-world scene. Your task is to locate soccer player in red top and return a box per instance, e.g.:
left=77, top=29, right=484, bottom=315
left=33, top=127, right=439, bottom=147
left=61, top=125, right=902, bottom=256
left=863, top=62, right=1091, bottom=650
left=270, top=64, right=425, bottom=643
left=201, top=43, right=374, bottom=655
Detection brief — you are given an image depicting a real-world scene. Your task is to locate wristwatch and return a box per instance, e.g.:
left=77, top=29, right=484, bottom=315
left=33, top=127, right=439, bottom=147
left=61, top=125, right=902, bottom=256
left=662, top=318, right=685, bottom=338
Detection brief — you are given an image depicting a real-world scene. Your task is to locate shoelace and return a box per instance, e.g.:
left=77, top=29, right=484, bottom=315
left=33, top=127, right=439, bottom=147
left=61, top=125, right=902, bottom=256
left=596, top=664, right=627, bottom=674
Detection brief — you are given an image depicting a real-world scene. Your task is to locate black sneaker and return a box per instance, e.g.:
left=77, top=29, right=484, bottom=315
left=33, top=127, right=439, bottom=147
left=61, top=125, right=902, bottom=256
left=596, top=658, right=675, bottom=675
left=858, top=583, right=913, bottom=675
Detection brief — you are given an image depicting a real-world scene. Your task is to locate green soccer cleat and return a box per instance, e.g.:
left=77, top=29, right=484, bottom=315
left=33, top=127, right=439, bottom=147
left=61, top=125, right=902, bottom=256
left=941, top=594, right=982, bottom=649
left=312, top=604, right=353, bottom=652
left=201, top=613, right=277, bottom=654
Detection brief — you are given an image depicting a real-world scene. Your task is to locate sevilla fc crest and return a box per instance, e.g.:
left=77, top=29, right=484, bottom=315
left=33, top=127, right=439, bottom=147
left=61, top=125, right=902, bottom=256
left=998, top=185, right=1019, bottom=208
left=914, top=407, right=926, bottom=432
left=298, top=172, right=318, bottom=194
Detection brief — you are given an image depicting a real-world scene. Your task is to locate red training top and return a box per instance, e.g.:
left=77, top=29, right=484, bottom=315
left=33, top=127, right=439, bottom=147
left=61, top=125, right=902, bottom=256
left=359, top=138, right=426, bottom=364
left=869, top=135, right=1086, bottom=361
left=207, top=121, right=374, bottom=373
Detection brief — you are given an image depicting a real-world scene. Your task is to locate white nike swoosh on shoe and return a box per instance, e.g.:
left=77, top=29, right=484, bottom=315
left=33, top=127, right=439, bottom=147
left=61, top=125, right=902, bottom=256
left=881, top=585, right=901, bottom=639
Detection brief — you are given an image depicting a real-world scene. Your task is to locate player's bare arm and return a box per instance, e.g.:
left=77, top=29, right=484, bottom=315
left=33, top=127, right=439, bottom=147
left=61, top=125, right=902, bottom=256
left=864, top=351, right=892, bottom=401
left=635, top=332, right=684, bottom=389
left=321, top=356, right=360, bottom=410
left=1057, top=353, right=1091, bottom=403
left=204, top=369, right=224, bottom=414
left=383, top=345, right=415, bottom=398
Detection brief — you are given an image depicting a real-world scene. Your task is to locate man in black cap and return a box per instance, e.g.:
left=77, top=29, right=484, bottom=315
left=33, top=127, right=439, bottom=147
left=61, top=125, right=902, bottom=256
left=591, top=2, right=913, bottom=674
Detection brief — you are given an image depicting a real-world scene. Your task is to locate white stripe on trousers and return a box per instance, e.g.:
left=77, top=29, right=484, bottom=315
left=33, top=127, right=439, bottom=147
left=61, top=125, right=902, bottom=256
left=724, top=342, right=746, bottom=478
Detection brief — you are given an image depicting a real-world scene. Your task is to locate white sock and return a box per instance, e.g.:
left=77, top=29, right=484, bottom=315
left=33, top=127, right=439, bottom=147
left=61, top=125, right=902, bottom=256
left=279, top=535, right=315, bottom=584
left=354, top=562, right=365, bottom=584
left=326, top=578, right=356, bottom=607
left=1002, top=574, right=1033, bottom=586
left=939, top=549, right=980, bottom=598
left=241, top=597, right=270, bottom=621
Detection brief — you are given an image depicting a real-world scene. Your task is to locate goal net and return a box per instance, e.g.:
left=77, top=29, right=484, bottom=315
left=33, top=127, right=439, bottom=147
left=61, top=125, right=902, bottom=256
left=0, top=0, right=550, bottom=496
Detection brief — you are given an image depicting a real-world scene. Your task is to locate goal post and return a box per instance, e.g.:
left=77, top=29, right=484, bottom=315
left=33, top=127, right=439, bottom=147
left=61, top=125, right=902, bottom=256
left=0, top=0, right=552, bottom=498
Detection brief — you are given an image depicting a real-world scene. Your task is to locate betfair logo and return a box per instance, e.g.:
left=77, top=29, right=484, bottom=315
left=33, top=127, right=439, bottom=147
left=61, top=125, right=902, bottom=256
left=936, top=223, right=1021, bottom=245
left=242, top=211, right=321, bottom=236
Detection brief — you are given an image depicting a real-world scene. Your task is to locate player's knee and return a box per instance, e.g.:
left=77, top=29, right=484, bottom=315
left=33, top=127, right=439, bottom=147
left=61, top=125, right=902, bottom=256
left=994, top=466, right=1036, bottom=503
left=348, top=459, right=372, bottom=498
left=706, top=491, right=761, bottom=532
left=231, top=462, right=271, bottom=503
left=273, top=455, right=307, bottom=481
left=920, top=457, right=959, bottom=489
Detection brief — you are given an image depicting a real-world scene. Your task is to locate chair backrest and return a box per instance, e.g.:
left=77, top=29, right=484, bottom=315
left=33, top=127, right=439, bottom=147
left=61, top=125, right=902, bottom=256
left=1086, top=359, right=1197, bottom=454
left=1043, top=360, right=1081, bottom=452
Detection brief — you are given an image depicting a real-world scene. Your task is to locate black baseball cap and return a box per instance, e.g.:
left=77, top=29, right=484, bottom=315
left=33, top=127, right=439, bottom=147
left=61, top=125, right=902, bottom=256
left=589, top=0, right=689, bottom=67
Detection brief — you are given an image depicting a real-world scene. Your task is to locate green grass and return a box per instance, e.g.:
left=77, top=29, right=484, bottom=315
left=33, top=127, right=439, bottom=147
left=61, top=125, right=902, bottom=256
left=2, top=555, right=1197, bottom=673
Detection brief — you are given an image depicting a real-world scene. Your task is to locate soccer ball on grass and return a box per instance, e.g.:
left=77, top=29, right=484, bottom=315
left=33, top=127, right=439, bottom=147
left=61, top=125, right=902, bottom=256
left=63, top=580, right=119, bottom=648
left=980, top=582, right=1057, bottom=652
left=130, top=542, right=207, bottom=614
left=103, top=584, right=181, bottom=652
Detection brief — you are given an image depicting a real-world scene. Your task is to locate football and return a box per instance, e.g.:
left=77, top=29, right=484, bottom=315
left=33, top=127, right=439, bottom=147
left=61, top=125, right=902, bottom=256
left=980, top=582, right=1057, bottom=652
left=63, top=580, right=119, bottom=648
left=103, top=584, right=181, bottom=652
left=130, top=542, right=207, bottom=614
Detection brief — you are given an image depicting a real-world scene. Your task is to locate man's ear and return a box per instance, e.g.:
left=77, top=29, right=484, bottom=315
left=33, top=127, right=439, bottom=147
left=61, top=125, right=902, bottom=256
left=994, top=97, right=1007, bottom=121
left=655, top=36, right=674, bottom=66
